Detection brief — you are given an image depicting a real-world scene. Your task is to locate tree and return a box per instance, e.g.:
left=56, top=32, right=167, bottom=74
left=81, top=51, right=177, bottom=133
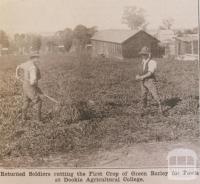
left=46, top=40, right=56, bottom=52
left=122, top=6, right=147, bottom=30
left=32, top=35, right=42, bottom=52
left=63, top=28, right=73, bottom=52
left=160, top=18, right=174, bottom=30
left=9, top=40, right=18, bottom=53
left=73, top=25, right=97, bottom=49
left=54, top=30, right=65, bottom=45
left=14, top=33, right=27, bottom=54
left=0, top=30, right=9, bottom=48
left=13, top=33, right=42, bottom=54
left=73, top=25, right=88, bottom=46
left=86, top=26, right=97, bottom=43
left=53, top=28, right=74, bottom=52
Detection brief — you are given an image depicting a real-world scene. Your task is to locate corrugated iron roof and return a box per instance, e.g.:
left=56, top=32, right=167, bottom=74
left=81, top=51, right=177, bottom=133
left=91, top=29, right=143, bottom=44
left=146, top=29, right=158, bottom=37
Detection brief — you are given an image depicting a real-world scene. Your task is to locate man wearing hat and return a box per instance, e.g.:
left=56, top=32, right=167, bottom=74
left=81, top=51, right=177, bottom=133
left=136, top=46, right=163, bottom=115
left=16, top=52, right=42, bottom=121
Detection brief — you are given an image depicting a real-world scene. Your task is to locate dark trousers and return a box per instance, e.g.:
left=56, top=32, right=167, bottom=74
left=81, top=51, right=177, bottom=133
left=141, top=78, right=163, bottom=113
left=22, top=82, right=42, bottom=121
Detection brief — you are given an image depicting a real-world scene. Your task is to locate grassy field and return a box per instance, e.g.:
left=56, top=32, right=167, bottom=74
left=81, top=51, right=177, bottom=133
left=0, top=53, right=198, bottom=164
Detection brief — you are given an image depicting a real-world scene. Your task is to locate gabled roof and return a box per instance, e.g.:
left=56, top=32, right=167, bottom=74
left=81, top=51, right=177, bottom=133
left=91, top=29, right=158, bottom=44
left=146, top=29, right=158, bottom=37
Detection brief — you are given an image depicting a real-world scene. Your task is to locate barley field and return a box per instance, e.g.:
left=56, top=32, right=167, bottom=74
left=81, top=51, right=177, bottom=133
left=0, top=53, right=198, bottom=166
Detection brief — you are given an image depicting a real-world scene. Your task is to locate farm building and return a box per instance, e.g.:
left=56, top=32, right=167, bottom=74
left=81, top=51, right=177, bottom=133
left=91, top=30, right=160, bottom=59
left=175, top=34, right=198, bottom=60
left=156, top=29, right=176, bottom=57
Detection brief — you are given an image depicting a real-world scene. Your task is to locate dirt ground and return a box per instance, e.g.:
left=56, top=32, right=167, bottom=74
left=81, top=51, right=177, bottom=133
left=1, top=139, right=200, bottom=168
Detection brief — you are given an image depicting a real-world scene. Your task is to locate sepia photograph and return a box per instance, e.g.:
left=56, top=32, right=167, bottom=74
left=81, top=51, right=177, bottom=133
left=0, top=0, right=199, bottom=171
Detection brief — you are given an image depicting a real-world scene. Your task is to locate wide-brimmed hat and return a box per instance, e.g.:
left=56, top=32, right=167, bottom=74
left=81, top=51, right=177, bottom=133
left=139, top=46, right=151, bottom=55
left=30, top=51, right=40, bottom=59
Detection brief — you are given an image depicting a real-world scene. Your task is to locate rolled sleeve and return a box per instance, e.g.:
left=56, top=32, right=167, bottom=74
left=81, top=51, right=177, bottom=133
left=29, top=66, right=37, bottom=85
left=148, top=60, right=157, bottom=73
left=16, top=63, right=25, bottom=79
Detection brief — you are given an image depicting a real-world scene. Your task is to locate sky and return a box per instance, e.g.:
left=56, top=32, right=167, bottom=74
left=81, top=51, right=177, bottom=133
left=0, top=0, right=198, bottom=35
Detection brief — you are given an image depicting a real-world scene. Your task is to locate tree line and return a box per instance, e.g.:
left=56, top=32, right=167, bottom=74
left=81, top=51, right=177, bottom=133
left=45, top=25, right=97, bottom=53
left=0, top=6, right=198, bottom=54
left=0, top=24, right=97, bottom=54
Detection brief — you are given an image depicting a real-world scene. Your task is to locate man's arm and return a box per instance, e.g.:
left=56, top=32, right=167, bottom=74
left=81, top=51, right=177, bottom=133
left=136, top=71, right=153, bottom=81
left=136, top=60, right=157, bottom=81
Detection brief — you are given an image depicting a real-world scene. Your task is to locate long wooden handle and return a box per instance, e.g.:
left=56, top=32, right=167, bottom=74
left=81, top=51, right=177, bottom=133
left=43, top=94, right=59, bottom=104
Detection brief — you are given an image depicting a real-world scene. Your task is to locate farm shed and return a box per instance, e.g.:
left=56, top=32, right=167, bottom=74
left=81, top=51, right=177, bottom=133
left=175, top=34, right=198, bottom=60
left=91, top=30, right=160, bottom=59
left=159, top=41, right=176, bottom=58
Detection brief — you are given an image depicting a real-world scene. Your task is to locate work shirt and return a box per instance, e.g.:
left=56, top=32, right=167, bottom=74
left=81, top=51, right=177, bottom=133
left=16, top=60, right=41, bottom=85
left=142, top=58, right=157, bottom=74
